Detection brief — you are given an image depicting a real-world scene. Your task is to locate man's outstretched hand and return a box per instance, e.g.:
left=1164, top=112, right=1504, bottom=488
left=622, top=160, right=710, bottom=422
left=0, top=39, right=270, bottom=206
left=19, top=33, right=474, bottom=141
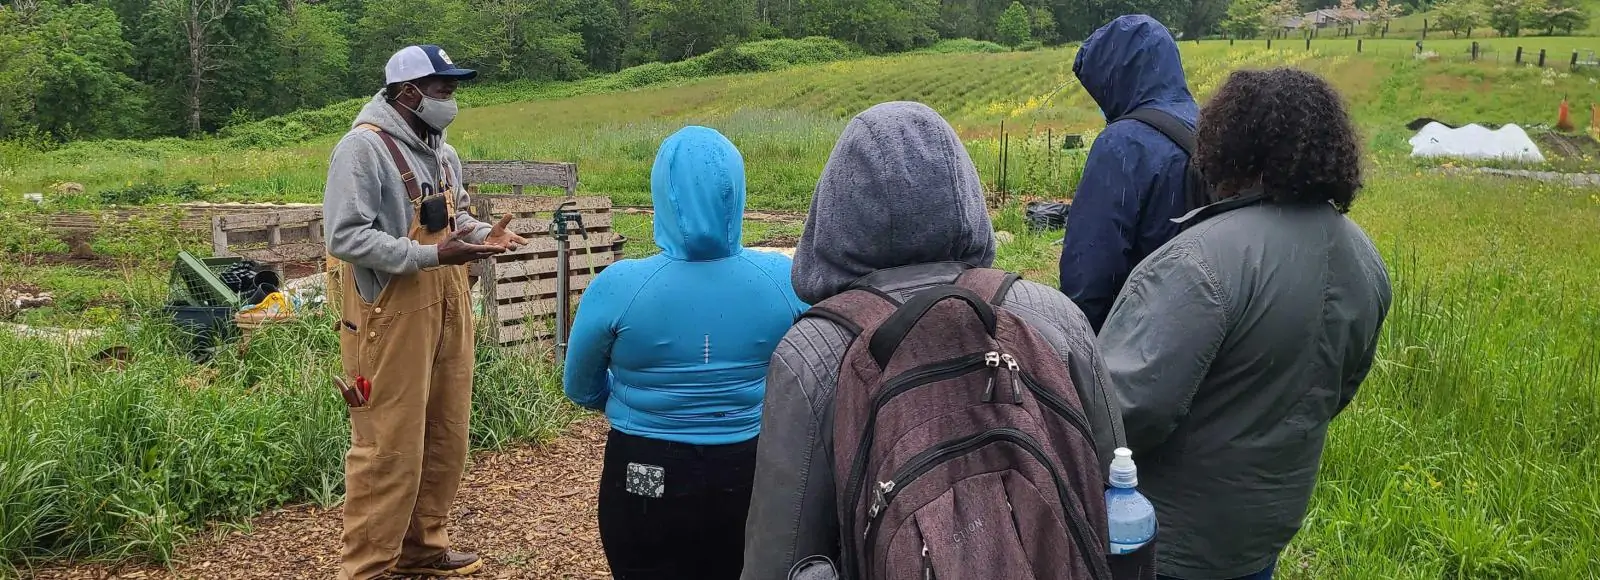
left=438, top=225, right=507, bottom=265
left=484, top=214, right=529, bottom=250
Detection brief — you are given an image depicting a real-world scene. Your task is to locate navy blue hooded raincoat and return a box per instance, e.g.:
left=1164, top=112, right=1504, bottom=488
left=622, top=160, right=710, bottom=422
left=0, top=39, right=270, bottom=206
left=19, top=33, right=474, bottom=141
left=1059, top=15, right=1199, bottom=331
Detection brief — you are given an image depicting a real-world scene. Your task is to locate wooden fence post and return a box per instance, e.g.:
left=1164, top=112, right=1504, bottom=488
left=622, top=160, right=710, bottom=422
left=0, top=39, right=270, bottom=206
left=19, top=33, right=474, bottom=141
left=1540, top=49, right=1547, bottom=67
left=1358, top=39, right=1363, bottom=52
left=1516, top=46, right=1524, bottom=64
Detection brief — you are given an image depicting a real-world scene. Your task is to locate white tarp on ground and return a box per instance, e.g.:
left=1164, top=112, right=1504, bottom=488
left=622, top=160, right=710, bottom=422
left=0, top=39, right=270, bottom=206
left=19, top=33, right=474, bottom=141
left=1409, top=122, right=1546, bottom=163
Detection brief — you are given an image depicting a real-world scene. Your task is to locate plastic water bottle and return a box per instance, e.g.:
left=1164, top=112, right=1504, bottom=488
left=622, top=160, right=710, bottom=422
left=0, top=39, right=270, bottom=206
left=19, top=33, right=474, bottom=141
left=1106, top=447, right=1156, bottom=555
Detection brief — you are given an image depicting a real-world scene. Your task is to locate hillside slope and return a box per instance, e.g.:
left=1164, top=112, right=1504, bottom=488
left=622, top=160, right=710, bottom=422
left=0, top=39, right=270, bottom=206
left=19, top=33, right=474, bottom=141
left=4, top=40, right=1598, bottom=209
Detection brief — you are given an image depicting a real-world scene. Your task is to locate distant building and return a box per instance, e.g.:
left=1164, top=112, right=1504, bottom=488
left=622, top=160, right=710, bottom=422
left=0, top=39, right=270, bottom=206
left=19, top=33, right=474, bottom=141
left=1279, top=8, right=1370, bottom=30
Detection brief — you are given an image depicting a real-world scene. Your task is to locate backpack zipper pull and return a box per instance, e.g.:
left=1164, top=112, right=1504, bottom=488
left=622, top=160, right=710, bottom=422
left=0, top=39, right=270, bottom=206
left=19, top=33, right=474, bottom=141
left=868, top=480, right=896, bottom=519
left=1001, top=353, right=1023, bottom=404
left=983, top=351, right=1001, bottom=403
left=922, top=543, right=934, bottom=580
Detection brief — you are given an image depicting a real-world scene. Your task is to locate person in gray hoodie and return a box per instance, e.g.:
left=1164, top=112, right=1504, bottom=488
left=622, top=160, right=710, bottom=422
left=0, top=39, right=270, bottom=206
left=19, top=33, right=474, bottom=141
left=1099, top=68, right=1391, bottom=580
left=739, top=101, right=1125, bottom=580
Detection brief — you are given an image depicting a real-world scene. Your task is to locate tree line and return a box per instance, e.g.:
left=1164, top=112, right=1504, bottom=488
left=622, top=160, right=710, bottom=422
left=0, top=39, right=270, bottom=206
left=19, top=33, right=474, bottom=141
left=2, top=0, right=1465, bottom=143
left=1430, top=0, right=1589, bottom=37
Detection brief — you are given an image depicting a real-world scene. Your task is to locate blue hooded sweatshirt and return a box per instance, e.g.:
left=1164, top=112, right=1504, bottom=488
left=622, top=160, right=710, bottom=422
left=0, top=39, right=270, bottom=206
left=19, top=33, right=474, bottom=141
left=563, top=126, right=807, bottom=446
left=1059, top=15, right=1200, bottom=332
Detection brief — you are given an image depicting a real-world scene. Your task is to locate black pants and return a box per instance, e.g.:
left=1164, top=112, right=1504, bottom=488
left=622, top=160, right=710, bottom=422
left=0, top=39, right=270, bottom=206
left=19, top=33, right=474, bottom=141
left=598, top=429, right=758, bottom=580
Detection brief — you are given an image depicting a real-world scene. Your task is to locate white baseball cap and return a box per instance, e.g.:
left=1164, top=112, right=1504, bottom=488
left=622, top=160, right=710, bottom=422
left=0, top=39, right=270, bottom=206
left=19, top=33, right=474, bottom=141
left=384, top=45, right=477, bottom=85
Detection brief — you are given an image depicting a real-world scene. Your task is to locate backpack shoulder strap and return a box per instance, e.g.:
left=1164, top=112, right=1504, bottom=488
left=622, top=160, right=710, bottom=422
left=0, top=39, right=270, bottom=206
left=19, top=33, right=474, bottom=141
left=1115, top=108, right=1195, bottom=158
left=356, top=123, right=423, bottom=202
left=954, top=268, right=1023, bottom=306
left=799, top=289, right=900, bottom=338
left=1116, top=109, right=1214, bottom=217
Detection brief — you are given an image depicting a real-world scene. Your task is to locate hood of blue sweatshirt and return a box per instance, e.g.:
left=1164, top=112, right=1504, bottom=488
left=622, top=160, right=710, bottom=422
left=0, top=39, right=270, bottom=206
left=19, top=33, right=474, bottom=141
left=1074, top=15, right=1199, bottom=122
left=651, top=126, right=746, bottom=261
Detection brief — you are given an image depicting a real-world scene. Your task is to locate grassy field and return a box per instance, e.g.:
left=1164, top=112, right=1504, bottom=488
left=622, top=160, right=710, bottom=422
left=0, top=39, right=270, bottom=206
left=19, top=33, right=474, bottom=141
left=2, top=39, right=1599, bottom=578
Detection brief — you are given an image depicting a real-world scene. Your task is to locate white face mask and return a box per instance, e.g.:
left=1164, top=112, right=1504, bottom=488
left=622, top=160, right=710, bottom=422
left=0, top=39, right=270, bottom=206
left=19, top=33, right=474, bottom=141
left=401, top=84, right=458, bottom=131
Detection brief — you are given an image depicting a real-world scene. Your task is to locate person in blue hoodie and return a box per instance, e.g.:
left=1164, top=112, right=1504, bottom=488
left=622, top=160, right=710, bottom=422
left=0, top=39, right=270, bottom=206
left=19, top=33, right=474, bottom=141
left=1059, top=15, right=1200, bottom=332
left=563, top=126, right=807, bottom=580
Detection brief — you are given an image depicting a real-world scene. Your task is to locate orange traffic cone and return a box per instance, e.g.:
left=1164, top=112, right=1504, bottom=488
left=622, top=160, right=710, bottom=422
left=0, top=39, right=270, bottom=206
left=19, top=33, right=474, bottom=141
left=1557, top=98, right=1575, bottom=132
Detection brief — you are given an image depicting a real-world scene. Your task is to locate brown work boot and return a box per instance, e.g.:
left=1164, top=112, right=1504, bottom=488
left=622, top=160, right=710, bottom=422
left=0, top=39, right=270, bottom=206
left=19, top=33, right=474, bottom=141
left=392, top=551, right=484, bottom=576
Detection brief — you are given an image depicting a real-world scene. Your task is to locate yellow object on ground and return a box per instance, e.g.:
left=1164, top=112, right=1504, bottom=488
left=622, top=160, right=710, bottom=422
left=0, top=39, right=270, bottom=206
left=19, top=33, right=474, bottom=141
left=240, top=291, right=295, bottom=316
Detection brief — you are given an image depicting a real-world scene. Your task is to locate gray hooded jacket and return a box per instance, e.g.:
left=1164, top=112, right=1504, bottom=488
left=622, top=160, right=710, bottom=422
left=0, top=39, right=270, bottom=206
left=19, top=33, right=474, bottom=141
left=1099, top=196, right=1391, bottom=578
left=323, top=92, right=491, bottom=302
left=740, top=102, right=1125, bottom=580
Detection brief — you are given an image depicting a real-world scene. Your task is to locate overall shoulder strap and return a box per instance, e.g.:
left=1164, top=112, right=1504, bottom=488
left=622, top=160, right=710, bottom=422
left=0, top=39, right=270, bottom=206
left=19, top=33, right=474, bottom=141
left=954, top=268, right=1022, bottom=306
left=1115, top=108, right=1195, bottom=158
left=799, top=289, right=900, bottom=338
left=356, top=124, right=423, bottom=201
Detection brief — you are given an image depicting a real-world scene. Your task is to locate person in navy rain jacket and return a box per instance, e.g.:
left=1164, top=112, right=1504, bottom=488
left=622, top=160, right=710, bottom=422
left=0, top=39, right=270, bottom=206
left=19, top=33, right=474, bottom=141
left=1059, top=15, right=1200, bottom=331
left=563, top=126, right=808, bottom=579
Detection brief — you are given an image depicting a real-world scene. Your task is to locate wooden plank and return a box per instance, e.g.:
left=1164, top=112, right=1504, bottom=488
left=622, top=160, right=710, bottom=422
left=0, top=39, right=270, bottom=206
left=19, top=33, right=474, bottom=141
left=474, top=195, right=502, bottom=340
left=491, top=250, right=614, bottom=280
left=232, top=243, right=325, bottom=264
left=223, top=226, right=319, bottom=246
left=499, top=231, right=618, bottom=259
left=217, top=208, right=324, bottom=231
left=504, top=213, right=612, bottom=236
left=267, top=225, right=282, bottom=246
left=212, top=217, right=233, bottom=258
left=496, top=296, right=581, bottom=322
left=480, top=195, right=610, bottom=216
left=309, top=218, right=324, bottom=245
left=495, top=273, right=599, bottom=301
left=462, top=161, right=576, bottom=188
left=495, top=322, right=555, bottom=345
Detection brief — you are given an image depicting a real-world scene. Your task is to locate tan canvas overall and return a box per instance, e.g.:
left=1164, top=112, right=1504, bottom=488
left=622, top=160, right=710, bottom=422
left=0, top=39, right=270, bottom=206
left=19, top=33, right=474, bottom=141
left=336, top=125, right=475, bottom=580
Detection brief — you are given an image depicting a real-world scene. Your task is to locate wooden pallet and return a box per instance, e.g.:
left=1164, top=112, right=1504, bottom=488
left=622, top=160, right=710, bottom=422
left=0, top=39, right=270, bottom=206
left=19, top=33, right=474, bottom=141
left=211, top=208, right=326, bottom=271
left=473, top=194, right=621, bottom=346
left=43, top=203, right=319, bottom=234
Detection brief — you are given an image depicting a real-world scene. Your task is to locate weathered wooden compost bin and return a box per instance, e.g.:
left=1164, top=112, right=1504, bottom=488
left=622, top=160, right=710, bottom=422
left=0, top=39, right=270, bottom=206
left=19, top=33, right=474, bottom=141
left=463, top=161, right=622, bottom=347
left=210, top=207, right=326, bottom=275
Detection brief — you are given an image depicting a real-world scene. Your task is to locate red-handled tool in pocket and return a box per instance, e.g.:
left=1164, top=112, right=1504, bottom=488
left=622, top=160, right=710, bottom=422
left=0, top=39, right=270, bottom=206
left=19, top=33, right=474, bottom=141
left=333, top=377, right=363, bottom=407
left=355, top=376, right=372, bottom=405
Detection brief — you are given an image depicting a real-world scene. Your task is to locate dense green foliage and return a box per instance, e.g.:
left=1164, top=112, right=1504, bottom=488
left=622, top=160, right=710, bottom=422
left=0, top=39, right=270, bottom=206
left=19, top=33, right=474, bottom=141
left=9, top=0, right=1480, bottom=145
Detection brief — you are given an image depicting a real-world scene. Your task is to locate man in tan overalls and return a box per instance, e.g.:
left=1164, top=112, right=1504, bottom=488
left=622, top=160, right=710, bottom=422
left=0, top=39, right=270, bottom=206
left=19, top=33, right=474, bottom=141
left=323, top=45, right=526, bottom=579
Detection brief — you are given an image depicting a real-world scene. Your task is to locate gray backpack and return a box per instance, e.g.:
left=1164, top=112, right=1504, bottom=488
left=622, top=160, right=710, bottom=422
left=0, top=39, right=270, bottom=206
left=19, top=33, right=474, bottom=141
left=801, top=269, right=1115, bottom=580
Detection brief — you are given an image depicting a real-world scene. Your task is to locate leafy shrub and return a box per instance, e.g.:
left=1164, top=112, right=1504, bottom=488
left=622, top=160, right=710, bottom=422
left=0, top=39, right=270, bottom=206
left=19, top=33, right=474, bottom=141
left=98, top=180, right=210, bottom=206
left=704, top=46, right=769, bottom=74
left=918, top=38, right=1010, bottom=54
left=1015, top=40, right=1045, bottom=52
left=219, top=98, right=366, bottom=149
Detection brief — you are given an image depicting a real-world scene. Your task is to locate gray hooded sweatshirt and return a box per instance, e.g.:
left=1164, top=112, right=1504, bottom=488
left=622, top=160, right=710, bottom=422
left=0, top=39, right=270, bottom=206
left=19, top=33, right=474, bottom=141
left=323, top=92, right=491, bottom=302
left=740, top=102, right=1125, bottom=580
left=1100, top=195, right=1391, bottom=578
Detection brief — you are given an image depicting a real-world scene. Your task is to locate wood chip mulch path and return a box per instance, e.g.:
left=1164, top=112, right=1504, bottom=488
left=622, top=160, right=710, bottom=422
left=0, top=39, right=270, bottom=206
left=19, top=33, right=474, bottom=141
left=25, top=417, right=613, bottom=580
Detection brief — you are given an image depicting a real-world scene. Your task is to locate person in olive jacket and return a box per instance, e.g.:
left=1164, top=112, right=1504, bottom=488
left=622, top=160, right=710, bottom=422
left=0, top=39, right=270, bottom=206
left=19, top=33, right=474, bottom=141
left=1099, top=68, right=1392, bottom=580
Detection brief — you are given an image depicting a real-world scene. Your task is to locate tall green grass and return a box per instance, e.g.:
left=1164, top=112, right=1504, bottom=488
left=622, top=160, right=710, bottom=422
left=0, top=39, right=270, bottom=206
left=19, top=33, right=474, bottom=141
left=0, top=315, right=576, bottom=574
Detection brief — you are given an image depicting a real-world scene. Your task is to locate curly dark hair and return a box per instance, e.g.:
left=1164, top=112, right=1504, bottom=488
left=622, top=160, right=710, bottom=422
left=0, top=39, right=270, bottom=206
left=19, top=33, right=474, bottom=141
left=1195, top=68, right=1363, bottom=213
